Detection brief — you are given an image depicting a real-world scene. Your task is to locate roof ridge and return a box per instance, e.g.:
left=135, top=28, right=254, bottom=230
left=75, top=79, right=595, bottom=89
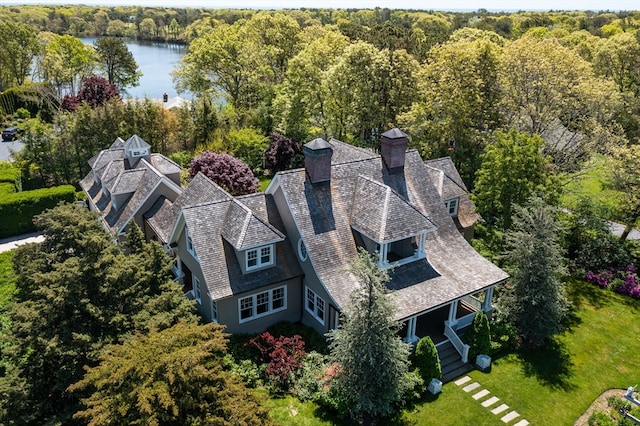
left=380, top=185, right=391, bottom=243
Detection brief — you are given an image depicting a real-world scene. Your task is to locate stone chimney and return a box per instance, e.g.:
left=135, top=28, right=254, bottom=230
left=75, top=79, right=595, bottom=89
left=380, top=128, right=408, bottom=170
left=303, top=138, right=333, bottom=184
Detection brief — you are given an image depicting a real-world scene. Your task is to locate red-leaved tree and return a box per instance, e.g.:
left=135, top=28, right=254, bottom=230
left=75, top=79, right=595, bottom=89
left=188, top=151, right=259, bottom=195
left=265, top=132, right=299, bottom=172
left=61, top=75, right=120, bottom=111
left=247, top=332, right=306, bottom=391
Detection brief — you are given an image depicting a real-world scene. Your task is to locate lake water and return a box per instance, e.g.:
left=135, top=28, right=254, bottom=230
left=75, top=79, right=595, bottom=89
left=81, top=38, right=190, bottom=100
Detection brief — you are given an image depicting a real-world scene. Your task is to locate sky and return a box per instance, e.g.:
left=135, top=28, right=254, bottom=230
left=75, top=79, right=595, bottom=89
left=4, top=0, right=640, bottom=12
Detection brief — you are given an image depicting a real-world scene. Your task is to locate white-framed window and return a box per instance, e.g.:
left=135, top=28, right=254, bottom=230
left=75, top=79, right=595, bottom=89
left=186, top=227, right=196, bottom=258
left=297, top=238, right=308, bottom=262
left=445, top=198, right=459, bottom=216
left=238, top=286, right=287, bottom=323
left=306, top=287, right=325, bottom=325
left=245, top=244, right=274, bottom=271
left=193, top=275, right=201, bottom=304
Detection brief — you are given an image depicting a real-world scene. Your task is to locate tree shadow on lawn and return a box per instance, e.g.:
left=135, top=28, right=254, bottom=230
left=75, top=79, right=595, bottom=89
left=566, top=278, right=610, bottom=310
left=517, top=338, right=577, bottom=391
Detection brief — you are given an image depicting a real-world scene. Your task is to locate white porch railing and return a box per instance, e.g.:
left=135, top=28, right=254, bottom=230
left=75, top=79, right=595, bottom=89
left=444, top=321, right=470, bottom=363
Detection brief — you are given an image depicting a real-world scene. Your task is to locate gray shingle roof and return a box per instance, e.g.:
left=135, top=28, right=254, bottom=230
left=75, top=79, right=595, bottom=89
left=150, top=153, right=182, bottom=176
left=275, top=142, right=507, bottom=320
left=221, top=199, right=285, bottom=250
left=182, top=193, right=302, bottom=300
left=124, top=134, right=150, bottom=151
left=111, top=169, right=146, bottom=194
left=424, top=157, right=480, bottom=229
left=350, top=175, right=436, bottom=242
left=110, top=137, right=125, bottom=149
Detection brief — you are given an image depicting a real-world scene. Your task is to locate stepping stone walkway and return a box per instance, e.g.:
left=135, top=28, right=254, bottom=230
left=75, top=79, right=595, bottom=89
left=454, top=375, right=530, bottom=425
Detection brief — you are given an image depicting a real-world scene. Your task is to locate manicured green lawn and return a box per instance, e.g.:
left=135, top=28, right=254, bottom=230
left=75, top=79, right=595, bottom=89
left=267, top=280, right=640, bottom=425
left=561, top=154, right=622, bottom=220
left=259, top=175, right=273, bottom=192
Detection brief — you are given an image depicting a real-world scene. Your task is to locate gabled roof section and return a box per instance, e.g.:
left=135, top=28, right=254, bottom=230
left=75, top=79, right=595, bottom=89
left=110, top=137, right=126, bottom=149
left=350, top=175, right=436, bottom=242
left=221, top=199, right=285, bottom=250
left=111, top=169, right=146, bottom=194
left=328, top=138, right=376, bottom=164
left=124, top=134, right=150, bottom=151
left=89, top=148, right=124, bottom=170
left=424, top=157, right=469, bottom=200
left=150, top=153, right=182, bottom=176
left=424, top=157, right=480, bottom=228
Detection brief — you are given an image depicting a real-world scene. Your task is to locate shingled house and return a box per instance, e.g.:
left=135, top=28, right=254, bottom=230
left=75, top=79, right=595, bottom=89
left=81, top=130, right=507, bottom=372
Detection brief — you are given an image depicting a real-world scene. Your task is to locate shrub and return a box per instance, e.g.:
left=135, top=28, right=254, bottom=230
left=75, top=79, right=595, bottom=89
left=588, top=411, right=616, bottom=426
left=224, top=355, right=264, bottom=388
left=0, top=187, right=75, bottom=238
left=247, top=331, right=306, bottom=393
left=0, top=162, right=21, bottom=191
left=412, top=336, right=441, bottom=383
left=465, top=311, right=492, bottom=361
left=293, top=351, right=328, bottom=401
left=267, top=320, right=329, bottom=354
left=585, top=265, right=640, bottom=299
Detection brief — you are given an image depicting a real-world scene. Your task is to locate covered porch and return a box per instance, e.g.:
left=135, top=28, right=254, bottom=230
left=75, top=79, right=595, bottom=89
left=400, top=286, right=495, bottom=363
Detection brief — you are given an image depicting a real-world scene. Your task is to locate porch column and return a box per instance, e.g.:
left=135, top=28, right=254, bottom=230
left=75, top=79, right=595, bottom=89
left=404, top=316, right=418, bottom=343
left=447, top=301, right=458, bottom=329
left=482, top=287, right=494, bottom=313
left=417, top=232, right=426, bottom=257
left=379, top=243, right=388, bottom=267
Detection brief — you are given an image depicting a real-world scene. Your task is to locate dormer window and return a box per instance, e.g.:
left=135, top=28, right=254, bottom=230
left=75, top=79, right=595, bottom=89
left=445, top=198, right=459, bottom=216
left=246, top=244, right=274, bottom=271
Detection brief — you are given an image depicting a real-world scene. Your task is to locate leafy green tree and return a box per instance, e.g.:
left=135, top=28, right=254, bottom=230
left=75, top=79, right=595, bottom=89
left=500, top=34, right=622, bottom=172
left=94, top=36, right=141, bottom=92
left=327, top=248, right=412, bottom=425
left=0, top=21, right=40, bottom=89
left=473, top=129, right=557, bottom=230
left=225, top=127, right=269, bottom=171
left=608, top=144, right=640, bottom=241
left=0, top=204, right=198, bottom=425
left=36, top=33, right=96, bottom=97
left=272, top=29, right=349, bottom=141
left=174, top=22, right=268, bottom=115
left=70, top=322, right=272, bottom=426
left=501, top=197, right=569, bottom=348
left=400, top=31, right=503, bottom=184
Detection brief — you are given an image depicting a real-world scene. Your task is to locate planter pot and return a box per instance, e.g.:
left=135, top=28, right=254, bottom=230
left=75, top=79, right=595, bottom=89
left=428, top=378, right=443, bottom=394
left=476, top=354, right=491, bottom=370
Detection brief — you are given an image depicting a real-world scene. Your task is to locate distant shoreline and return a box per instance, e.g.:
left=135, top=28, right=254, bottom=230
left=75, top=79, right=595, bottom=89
left=1, top=1, right=635, bottom=13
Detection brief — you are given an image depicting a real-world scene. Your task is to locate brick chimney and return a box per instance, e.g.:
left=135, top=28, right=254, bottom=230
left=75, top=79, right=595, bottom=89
left=380, top=128, right=408, bottom=170
left=303, top=138, right=333, bottom=184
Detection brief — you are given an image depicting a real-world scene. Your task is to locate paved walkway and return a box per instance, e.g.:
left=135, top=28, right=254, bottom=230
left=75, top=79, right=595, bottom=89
left=0, top=232, right=44, bottom=253
left=455, top=375, right=529, bottom=425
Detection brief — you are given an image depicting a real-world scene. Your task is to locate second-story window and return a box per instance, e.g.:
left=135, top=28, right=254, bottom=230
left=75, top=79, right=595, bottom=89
left=186, top=227, right=196, bottom=258
left=246, top=244, right=274, bottom=271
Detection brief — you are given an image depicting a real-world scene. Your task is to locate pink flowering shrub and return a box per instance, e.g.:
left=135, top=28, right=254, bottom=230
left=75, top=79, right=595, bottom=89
left=585, top=264, right=640, bottom=299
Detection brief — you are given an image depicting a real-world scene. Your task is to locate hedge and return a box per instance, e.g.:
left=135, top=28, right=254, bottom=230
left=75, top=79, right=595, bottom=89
left=0, top=162, right=21, bottom=191
left=0, top=185, right=76, bottom=238
left=0, top=182, right=16, bottom=195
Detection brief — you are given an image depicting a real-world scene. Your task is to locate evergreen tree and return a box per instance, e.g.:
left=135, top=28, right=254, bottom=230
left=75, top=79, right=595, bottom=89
left=0, top=203, right=198, bottom=425
left=465, top=311, right=492, bottom=361
left=501, top=197, right=569, bottom=348
left=70, top=322, right=272, bottom=426
left=412, top=336, right=442, bottom=383
left=327, top=248, right=412, bottom=425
